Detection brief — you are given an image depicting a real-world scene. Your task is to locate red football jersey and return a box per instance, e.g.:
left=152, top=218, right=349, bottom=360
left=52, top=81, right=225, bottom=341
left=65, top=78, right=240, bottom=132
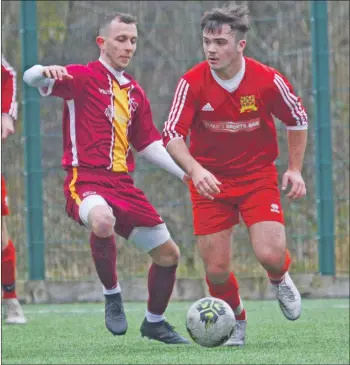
left=163, top=57, right=308, bottom=177
left=1, top=57, right=17, bottom=120
left=40, top=60, right=161, bottom=172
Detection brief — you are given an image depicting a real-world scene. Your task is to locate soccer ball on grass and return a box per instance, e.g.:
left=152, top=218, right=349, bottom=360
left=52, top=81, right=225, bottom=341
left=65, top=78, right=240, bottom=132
left=186, top=297, right=236, bottom=347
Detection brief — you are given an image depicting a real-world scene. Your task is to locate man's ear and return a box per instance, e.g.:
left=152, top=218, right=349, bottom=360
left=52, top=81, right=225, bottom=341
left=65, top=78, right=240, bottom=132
left=238, top=39, right=246, bottom=52
left=96, top=36, right=105, bottom=50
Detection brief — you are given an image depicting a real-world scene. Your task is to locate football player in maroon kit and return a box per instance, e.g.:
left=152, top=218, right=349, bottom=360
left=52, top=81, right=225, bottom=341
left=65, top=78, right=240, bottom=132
left=23, top=12, right=190, bottom=344
left=163, top=4, right=307, bottom=346
left=2, top=56, right=27, bottom=324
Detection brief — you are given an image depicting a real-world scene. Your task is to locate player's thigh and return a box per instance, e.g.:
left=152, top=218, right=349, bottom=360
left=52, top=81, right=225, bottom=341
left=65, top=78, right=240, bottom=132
left=239, top=181, right=284, bottom=228
left=1, top=217, right=9, bottom=249
left=249, top=221, right=286, bottom=263
left=240, top=184, right=286, bottom=257
left=190, top=184, right=239, bottom=236
left=197, top=227, right=233, bottom=271
left=64, top=169, right=112, bottom=228
left=106, top=183, right=171, bottom=252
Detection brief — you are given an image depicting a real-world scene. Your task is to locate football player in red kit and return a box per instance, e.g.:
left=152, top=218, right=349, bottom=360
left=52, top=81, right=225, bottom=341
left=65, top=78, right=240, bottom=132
left=163, top=4, right=307, bottom=346
left=23, top=12, right=190, bottom=344
left=1, top=56, right=27, bottom=324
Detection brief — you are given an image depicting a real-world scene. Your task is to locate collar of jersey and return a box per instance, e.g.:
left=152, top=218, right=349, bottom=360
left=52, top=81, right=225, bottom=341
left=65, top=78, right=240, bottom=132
left=210, top=57, right=246, bottom=93
left=98, top=57, right=130, bottom=86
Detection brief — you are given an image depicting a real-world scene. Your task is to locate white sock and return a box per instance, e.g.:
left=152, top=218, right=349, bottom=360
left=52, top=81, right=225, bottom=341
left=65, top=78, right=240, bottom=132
left=103, top=282, right=121, bottom=295
left=234, top=300, right=244, bottom=316
left=145, top=310, right=165, bottom=323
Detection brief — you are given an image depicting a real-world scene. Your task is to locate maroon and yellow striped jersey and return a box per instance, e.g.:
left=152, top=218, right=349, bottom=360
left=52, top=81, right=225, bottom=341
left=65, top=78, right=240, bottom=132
left=41, top=60, right=161, bottom=172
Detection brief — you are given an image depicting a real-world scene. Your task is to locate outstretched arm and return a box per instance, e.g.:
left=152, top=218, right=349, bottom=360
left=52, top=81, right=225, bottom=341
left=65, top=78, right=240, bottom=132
left=23, top=65, right=72, bottom=86
left=137, top=139, right=187, bottom=182
left=23, top=64, right=88, bottom=100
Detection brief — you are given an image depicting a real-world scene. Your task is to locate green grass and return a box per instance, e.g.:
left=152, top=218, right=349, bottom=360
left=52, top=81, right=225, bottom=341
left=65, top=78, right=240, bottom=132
left=2, top=299, right=349, bottom=364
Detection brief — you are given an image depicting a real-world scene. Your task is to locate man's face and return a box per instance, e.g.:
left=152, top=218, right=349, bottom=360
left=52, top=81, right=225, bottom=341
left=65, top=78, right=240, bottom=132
left=98, top=19, right=138, bottom=70
left=203, top=24, right=245, bottom=73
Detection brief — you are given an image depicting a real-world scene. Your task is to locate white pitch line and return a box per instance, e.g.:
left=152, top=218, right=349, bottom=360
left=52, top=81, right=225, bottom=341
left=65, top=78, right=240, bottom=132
left=23, top=307, right=187, bottom=315
left=21, top=302, right=350, bottom=315
left=24, top=308, right=105, bottom=314
left=332, top=304, right=349, bottom=309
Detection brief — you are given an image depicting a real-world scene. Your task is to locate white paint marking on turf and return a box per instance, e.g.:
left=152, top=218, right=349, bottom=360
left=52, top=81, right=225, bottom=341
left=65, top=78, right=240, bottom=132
left=332, top=304, right=349, bottom=309
left=23, top=302, right=349, bottom=314
left=23, top=307, right=182, bottom=315
left=24, top=308, right=104, bottom=314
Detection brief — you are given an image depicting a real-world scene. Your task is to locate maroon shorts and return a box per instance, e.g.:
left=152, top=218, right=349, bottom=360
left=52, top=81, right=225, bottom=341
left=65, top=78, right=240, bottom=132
left=189, top=164, right=285, bottom=235
left=64, top=168, right=163, bottom=239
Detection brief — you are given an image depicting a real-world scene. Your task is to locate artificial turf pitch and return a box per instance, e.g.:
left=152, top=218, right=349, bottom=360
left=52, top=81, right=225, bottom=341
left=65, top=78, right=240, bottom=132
left=2, top=299, right=349, bottom=364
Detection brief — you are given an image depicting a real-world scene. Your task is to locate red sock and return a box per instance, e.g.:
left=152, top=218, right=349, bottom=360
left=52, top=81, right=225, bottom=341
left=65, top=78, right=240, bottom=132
left=89, top=233, right=117, bottom=290
left=268, top=249, right=291, bottom=284
left=206, top=272, right=246, bottom=320
left=2, top=240, right=17, bottom=299
left=147, top=263, right=177, bottom=315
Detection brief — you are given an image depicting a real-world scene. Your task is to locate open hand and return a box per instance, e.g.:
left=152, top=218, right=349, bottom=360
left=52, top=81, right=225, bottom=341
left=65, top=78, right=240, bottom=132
left=42, top=65, right=73, bottom=81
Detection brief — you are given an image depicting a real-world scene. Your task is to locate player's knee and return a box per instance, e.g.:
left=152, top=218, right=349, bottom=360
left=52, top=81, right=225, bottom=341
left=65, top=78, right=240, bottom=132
left=258, top=247, right=285, bottom=271
left=163, top=244, right=180, bottom=266
left=89, top=208, right=115, bottom=238
left=206, top=263, right=230, bottom=284
left=150, top=239, right=180, bottom=266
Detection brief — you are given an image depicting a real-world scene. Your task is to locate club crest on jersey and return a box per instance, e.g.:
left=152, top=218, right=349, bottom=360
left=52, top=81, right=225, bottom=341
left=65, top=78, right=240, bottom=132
left=240, top=95, right=258, bottom=113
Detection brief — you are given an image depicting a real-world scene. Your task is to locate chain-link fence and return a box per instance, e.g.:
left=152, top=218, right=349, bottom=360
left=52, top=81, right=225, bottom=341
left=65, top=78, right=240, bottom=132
left=1, top=0, right=349, bottom=281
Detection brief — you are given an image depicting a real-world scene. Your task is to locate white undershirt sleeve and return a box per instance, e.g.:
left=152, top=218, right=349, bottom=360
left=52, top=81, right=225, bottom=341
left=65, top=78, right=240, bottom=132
left=23, top=65, right=56, bottom=96
left=137, top=140, right=186, bottom=180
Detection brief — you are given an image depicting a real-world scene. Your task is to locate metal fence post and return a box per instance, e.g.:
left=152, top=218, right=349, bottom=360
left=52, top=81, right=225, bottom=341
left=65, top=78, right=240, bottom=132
left=20, top=0, right=45, bottom=280
left=310, top=0, right=335, bottom=275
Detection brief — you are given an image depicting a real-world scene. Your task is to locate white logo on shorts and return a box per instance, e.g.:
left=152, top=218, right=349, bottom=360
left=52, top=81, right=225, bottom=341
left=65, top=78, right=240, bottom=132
left=270, top=203, right=280, bottom=214
left=83, top=191, right=96, bottom=197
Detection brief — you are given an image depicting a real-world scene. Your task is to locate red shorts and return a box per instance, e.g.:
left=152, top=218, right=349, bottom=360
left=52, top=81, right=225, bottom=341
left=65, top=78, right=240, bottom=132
left=64, top=167, right=163, bottom=239
left=189, top=165, right=284, bottom=235
left=1, top=175, right=10, bottom=216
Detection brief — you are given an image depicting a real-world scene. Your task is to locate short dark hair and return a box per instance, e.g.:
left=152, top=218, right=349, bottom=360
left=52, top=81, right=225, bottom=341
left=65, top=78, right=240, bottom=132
left=201, top=4, right=250, bottom=40
left=99, top=12, right=137, bottom=36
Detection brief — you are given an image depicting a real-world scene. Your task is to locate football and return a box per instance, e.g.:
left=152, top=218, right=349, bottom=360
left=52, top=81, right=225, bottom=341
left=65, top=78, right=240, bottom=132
left=186, top=297, right=236, bottom=347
